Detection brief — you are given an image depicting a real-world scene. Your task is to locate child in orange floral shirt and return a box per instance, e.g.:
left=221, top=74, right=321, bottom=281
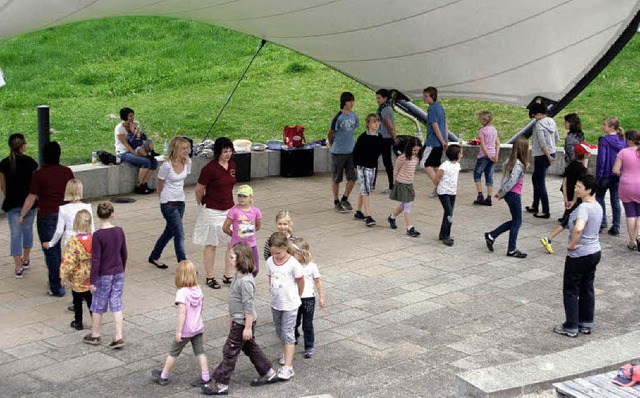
left=60, top=209, right=93, bottom=330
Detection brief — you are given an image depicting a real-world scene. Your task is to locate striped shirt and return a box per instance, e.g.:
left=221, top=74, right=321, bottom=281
left=393, top=154, right=419, bottom=184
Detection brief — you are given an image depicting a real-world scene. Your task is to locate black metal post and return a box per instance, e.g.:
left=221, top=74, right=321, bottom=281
left=37, top=105, right=50, bottom=166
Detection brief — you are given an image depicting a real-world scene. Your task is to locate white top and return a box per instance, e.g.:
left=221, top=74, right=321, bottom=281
left=158, top=159, right=191, bottom=203
left=436, top=160, right=461, bottom=195
left=49, top=202, right=95, bottom=248
left=266, top=255, right=304, bottom=311
left=300, top=261, right=321, bottom=298
left=114, top=122, right=129, bottom=155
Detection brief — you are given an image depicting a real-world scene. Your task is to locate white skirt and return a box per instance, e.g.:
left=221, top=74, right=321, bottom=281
left=192, top=206, right=231, bottom=247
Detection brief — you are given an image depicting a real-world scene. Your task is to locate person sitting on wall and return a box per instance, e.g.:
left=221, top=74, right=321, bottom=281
left=114, top=107, right=158, bottom=194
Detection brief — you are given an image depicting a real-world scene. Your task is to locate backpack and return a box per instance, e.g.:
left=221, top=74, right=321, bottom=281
left=283, top=125, right=306, bottom=148
left=96, top=150, right=117, bottom=165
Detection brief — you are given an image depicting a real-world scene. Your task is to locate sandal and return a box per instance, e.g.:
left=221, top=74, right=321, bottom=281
left=525, top=206, right=537, bottom=213
left=222, top=275, right=233, bottom=284
left=206, top=278, right=221, bottom=289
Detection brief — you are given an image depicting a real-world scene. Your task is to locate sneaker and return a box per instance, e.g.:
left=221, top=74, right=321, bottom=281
left=15, top=267, right=24, bottom=279
left=380, top=189, right=390, bottom=195
left=82, top=333, right=101, bottom=345
left=304, top=348, right=314, bottom=358
left=250, top=368, right=278, bottom=386
left=540, top=237, right=554, bottom=254
left=627, top=242, right=638, bottom=251
left=70, top=320, right=83, bottom=331
left=134, top=184, right=147, bottom=194
left=201, top=383, right=228, bottom=395
left=406, top=227, right=420, bottom=237
left=482, top=197, right=492, bottom=206
left=387, top=215, right=397, bottom=230
left=473, top=195, right=485, bottom=205
left=334, top=202, right=347, bottom=213
left=553, top=325, right=577, bottom=338
left=278, top=353, right=285, bottom=366
left=340, top=199, right=353, bottom=211
left=579, top=327, right=592, bottom=335
left=442, top=237, right=454, bottom=247
left=143, top=183, right=155, bottom=194
left=151, top=369, right=169, bottom=386
left=608, top=228, right=620, bottom=236
left=353, top=211, right=366, bottom=220
left=21, top=259, right=30, bottom=269
left=108, top=339, right=125, bottom=349
left=191, top=376, right=212, bottom=387
left=365, top=216, right=376, bottom=227
left=507, top=250, right=527, bottom=259
left=429, top=189, right=438, bottom=198
left=484, top=233, right=494, bottom=252
left=277, top=366, right=294, bottom=381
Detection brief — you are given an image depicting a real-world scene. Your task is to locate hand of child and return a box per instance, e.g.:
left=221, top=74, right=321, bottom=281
left=89, top=285, right=97, bottom=293
left=242, top=327, right=252, bottom=341
left=319, top=297, right=325, bottom=308
left=175, top=332, right=182, bottom=342
left=494, top=194, right=502, bottom=201
left=42, top=242, right=50, bottom=249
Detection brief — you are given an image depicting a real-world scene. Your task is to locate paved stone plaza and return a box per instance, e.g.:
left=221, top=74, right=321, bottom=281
left=1, top=170, right=638, bottom=397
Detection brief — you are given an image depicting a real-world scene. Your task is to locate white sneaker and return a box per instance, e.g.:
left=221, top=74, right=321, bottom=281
left=429, top=188, right=438, bottom=198
left=278, top=353, right=285, bottom=366
left=277, top=366, right=294, bottom=380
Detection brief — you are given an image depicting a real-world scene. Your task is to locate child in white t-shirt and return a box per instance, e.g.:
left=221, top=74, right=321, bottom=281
left=434, top=145, right=462, bottom=246
left=265, top=232, right=304, bottom=381
left=292, top=238, right=325, bottom=359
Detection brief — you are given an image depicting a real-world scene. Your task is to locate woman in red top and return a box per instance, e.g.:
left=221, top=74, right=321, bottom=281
left=192, top=137, right=236, bottom=289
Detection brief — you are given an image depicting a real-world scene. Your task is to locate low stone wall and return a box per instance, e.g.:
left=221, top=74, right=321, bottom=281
left=0, top=145, right=595, bottom=206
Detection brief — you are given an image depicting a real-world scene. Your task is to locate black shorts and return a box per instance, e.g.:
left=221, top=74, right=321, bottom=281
left=422, top=146, right=443, bottom=168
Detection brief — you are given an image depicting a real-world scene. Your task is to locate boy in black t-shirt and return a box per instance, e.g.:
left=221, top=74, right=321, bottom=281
left=352, top=114, right=382, bottom=226
left=540, top=142, right=596, bottom=253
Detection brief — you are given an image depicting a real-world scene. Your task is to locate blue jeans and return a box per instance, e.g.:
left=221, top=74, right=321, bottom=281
left=562, top=251, right=600, bottom=332
left=473, top=156, right=495, bottom=186
left=37, top=212, right=65, bottom=296
left=531, top=154, right=554, bottom=214
left=596, top=176, right=621, bottom=231
left=489, top=191, right=522, bottom=253
left=150, top=202, right=186, bottom=262
left=438, top=194, right=456, bottom=239
left=7, top=207, right=36, bottom=256
left=119, top=152, right=158, bottom=170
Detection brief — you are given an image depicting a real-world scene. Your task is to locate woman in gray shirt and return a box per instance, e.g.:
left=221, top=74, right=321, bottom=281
left=553, top=174, right=603, bottom=338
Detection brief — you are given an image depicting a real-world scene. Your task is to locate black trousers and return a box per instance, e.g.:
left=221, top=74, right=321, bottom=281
left=72, top=290, right=92, bottom=324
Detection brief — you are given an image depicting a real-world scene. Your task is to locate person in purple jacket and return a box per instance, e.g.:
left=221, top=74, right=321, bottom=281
left=83, top=202, right=128, bottom=349
left=596, top=117, right=626, bottom=235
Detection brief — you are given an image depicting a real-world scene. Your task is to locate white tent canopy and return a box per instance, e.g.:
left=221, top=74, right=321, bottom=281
left=1, top=0, right=639, bottom=110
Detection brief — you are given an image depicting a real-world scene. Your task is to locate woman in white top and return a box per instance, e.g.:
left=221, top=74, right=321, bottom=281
left=149, top=137, right=192, bottom=269
left=43, top=179, right=94, bottom=250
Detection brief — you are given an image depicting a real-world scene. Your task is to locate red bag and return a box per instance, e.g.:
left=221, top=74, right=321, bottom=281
left=283, top=125, right=306, bottom=148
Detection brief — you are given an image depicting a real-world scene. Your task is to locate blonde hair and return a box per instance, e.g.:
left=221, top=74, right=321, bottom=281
left=292, top=238, right=312, bottom=265
left=175, top=260, right=198, bottom=288
left=478, top=111, right=493, bottom=123
left=233, top=242, right=255, bottom=274
left=64, top=179, right=84, bottom=201
left=73, top=209, right=92, bottom=234
left=275, top=210, right=293, bottom=231
left=167, top=136, right=190, bottom=164
left=603, top=116, right=624, bottom=138
left=269, top=231, right=295, bottom=255
left=96, top=202, right=114, bottom=219
left=365, top=113, right=380, bottom=129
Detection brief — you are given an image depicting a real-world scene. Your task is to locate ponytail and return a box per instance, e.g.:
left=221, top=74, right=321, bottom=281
left=7, top=133, right=26, bottom=173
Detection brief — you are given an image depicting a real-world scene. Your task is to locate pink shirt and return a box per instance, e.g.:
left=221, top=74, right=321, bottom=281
left=617, top=147, right=640, bottom=203
left=227, top=205, right=262, bottom=247
left=511, top=178, right=524, bottom=195
left=175, top=286, right=204, bottom=338
left=478, top=125, right=498, bottom=158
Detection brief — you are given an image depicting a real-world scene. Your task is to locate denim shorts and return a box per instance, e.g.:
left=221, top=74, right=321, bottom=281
left=473, top=156, right=495, bottom=186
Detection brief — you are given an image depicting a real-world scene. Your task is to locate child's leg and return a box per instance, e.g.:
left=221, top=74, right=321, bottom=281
left=241, top=322, right=274, bottom=376
left=485, top=162, right=495, bottom=197
left=113, top=311, right=124, bottom=341
left=251, top=245, right=260, bottom=277
left=362, top=195, right=371, bottom=217
left=109, top=273, right=125, bottom=341
left=72, top=290, right=84, bottom=324
left=549, top=225, right=564, bottom=240
left=281, top=309, right=298, bottom=367
left=160, top=337, right=190, bottom=379
left=84, top=291, right=93, bottom=315
left=91, top=312, right=102, bottom=337
left=89, top=275, right=108, bottom=337
left=301, top=297, right=316, bottom=350
left=294, top=304, right=303, bottom=344
left=391, top=204, right=403, bottom=218
left=402, top=203, right=412, bottom=227
left=190, top=334, right=210, bottom=381
left=356, top=195, right=364, bottom=212
left=212, top=322, right=245, bottom=385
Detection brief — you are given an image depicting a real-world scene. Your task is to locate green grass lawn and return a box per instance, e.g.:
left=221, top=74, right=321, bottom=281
left=1, top=16, right=639, bottom=165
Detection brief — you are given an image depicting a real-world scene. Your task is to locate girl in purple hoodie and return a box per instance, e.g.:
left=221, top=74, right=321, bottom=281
left=596, top=117, right=626, bottom=235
